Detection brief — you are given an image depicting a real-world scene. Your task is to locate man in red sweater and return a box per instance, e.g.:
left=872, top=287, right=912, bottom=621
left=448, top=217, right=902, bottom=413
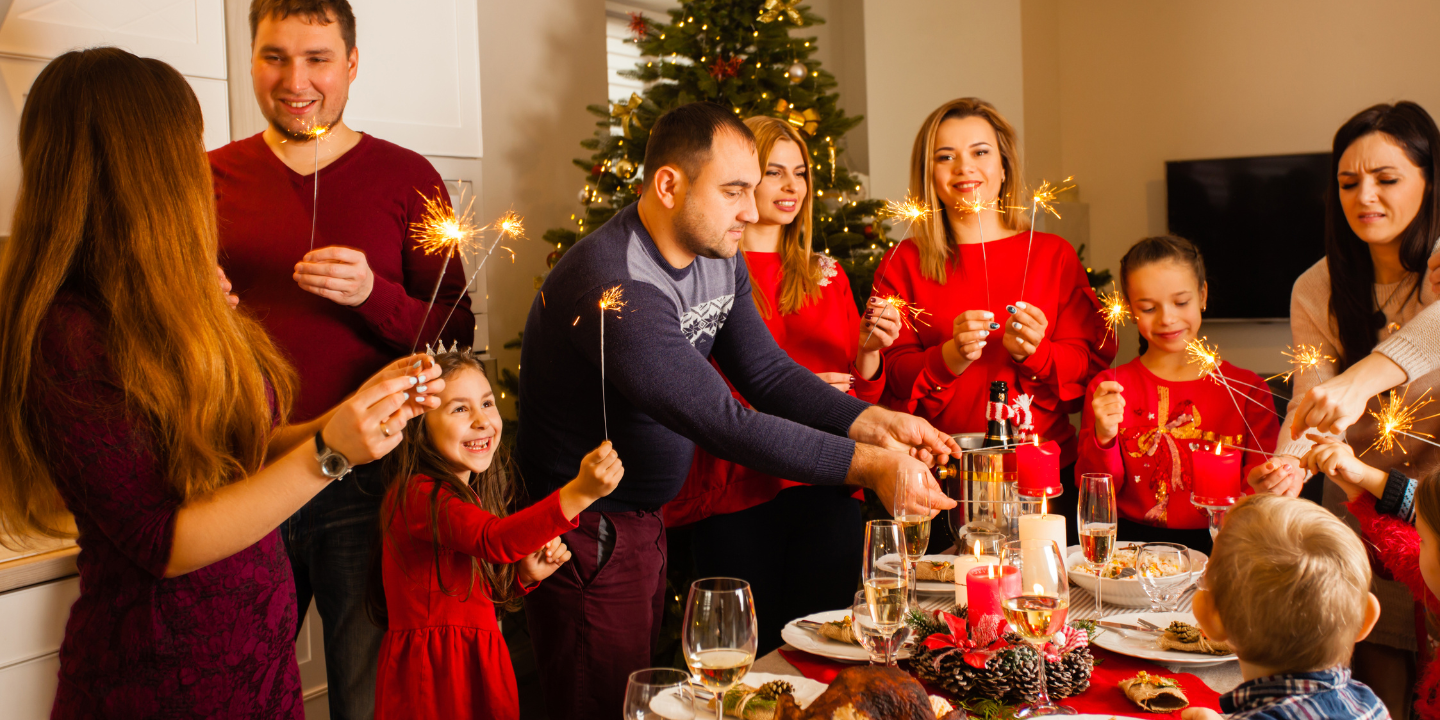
left=210, top=2, right=471, bottom=718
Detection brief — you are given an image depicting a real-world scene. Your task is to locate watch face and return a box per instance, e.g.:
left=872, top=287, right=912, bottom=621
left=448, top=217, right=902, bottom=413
left=321, top=454, right=349, bottom=478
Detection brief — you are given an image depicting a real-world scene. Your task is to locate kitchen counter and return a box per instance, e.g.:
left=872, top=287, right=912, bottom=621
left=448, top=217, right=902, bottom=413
left=0, top=536, right=77, bottom=594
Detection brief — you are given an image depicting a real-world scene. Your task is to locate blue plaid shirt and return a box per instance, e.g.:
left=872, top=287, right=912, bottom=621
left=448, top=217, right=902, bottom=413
left=1220, top=667, right=1390, bottom=719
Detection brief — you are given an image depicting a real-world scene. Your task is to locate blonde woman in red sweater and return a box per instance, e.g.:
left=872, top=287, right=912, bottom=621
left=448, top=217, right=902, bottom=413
left=664, top=116, right=901, bottom=653
left=875, top=98, right=1115, bottom=539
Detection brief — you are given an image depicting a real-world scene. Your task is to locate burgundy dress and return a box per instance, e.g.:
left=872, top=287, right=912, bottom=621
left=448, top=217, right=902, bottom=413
left=35, top=295, right=302, bottom=719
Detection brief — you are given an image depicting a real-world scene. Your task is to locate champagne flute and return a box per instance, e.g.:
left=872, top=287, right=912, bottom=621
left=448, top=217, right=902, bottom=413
left=1137, top=542, right=1193, bottom=612
left=624, top=668, right=695, bottom=720
left=1077, top=473, right=1117, bottom=612
left=892, top=469, right=931, bottom=603
left=863, top=520, right=909, bottom=667
left=852, top=589, right=910, bottom=666
left=1001, top=539, right=1076, bottom=717
left=682, top=578, right=758, bottom=719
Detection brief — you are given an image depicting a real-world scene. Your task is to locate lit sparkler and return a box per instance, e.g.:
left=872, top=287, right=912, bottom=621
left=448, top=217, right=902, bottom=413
left=599, top=285, right=627, bottom=440
left=1020, top=177, right=1075, bottom=301
left=1097, top=285, right=1131, bottom=343
left=955, top=194, right=1004, bottom=314
left=432, top=209, right=528, bottom=345
left=1185, top=337, right=1223, bottom=379
left=299, top=120, right=330, bottom=252
left=1266, top=344, right=1335, bottom=383
left=873, top=294, right=931, bottom=333
left=1363, top=387, right=1440, bottom=456
left=410, top=187, right=483, bottom=353
left=882, top=197, right=933, bottom=225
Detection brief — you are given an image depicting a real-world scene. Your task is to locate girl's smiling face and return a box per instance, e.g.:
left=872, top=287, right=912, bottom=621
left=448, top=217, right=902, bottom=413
left=1126, top=259, right=1207, bottom=355
left=423, top=367, right=502, bottom=478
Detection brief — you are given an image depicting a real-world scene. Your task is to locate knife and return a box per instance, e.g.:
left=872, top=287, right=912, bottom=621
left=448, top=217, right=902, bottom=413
left=1098, top=620, right=1160, bottom=634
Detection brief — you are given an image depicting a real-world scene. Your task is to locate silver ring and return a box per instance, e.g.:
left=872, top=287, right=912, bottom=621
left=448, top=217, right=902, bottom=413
left=381, top=422, right=392, bottom=437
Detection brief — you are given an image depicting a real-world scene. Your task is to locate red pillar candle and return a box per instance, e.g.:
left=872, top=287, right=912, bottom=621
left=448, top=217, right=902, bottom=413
left=1017, top=440, right=1062, bottom=497
left=1191, top=443, right=1242, bottom=506
left=966, top=564, right=1021, bottom=632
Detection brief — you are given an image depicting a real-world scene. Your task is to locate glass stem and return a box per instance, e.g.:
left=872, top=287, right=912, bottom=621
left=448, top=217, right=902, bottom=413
left=1033, top=642, right=1053, bottom=708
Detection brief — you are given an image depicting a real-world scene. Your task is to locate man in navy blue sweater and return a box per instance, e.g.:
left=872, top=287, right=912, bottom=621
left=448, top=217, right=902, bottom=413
left=519, top=102, right=957, bottom=718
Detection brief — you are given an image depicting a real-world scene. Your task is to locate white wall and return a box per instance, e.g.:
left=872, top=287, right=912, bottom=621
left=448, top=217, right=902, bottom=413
left=1029, top=0, right=1440, bottom=372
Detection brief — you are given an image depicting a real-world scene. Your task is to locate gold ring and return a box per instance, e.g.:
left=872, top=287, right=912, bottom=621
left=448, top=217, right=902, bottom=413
left=381, top=422, right=391, bottom=437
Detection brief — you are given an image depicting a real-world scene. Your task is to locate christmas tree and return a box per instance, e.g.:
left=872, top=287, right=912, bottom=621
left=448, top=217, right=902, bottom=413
left=541, top=0, right=894, bottom=306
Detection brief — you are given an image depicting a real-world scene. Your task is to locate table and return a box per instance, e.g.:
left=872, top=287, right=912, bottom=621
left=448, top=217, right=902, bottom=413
left=755, top=584, right=1243, bottom=695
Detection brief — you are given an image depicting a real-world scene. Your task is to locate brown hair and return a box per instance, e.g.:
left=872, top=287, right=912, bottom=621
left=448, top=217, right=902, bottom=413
left=907, top=98, right=1028, bottom=284
left=368, top=351, right=521, bottom=628
left=644, top=102, right=756, bottom=185
left=0, top=48, right=296, bottom=542
left=742, top=116, right=823, bottom=318
left=1119, top=235, right=1207, bottom=300
left=1207, top=494, right=1371, bottom=672
left=1415, top=471, right=1440, bottom=538
left=249, top=0, right=357, bottom=53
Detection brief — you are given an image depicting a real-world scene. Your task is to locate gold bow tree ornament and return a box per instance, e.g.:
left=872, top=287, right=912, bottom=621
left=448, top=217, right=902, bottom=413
left=757, top=0, right=803, bottom=24
left=611, top=93, right=644, bottom=139
left=774, top=98, right=820, bottom=136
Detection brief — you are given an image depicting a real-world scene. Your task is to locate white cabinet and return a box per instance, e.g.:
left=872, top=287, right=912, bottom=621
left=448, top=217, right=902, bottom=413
left=0, top=576, right=79, bottom=720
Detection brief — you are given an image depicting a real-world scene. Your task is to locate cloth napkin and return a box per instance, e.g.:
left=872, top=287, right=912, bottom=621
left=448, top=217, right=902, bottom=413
left=777, top=645, right=1223, bottom=718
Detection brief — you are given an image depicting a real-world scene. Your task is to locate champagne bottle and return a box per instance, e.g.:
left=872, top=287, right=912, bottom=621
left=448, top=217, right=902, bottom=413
left=983, top=380, right=1011, bottom=448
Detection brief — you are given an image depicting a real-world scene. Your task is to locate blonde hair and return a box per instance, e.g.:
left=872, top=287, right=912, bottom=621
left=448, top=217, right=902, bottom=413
left=1208, top=494, right=1371, bottom=672
left=907, top=97, right=1028, bottom=284
left=742, top=115, right=821, bottom=318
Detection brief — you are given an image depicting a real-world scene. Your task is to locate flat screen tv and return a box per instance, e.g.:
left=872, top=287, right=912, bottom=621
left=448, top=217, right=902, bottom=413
left=1165, top=153, right=1330, bottom=320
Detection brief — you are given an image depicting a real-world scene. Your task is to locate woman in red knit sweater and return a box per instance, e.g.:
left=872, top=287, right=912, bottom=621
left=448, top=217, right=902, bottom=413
left=1077, top=236, right=1279, bottom=552
left=664, top=116, right=901, bottom=653
left=875, top=97, right=1114, bottom=540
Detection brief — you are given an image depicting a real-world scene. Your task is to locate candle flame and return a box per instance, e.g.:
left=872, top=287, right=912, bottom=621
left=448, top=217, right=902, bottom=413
left=971, top=540, right=981, bottom=559
left=1267, top=344, right=1335, bottom=383
left=1032, top=583, right=1043, bottom=596
left=1363, top=387, right=1440, bottom=456
left=1030, top=176, right=1075, bottom=220
left=987, top=564, right=996, bottom=579
left=1040, top=494, right=1048, bottom=516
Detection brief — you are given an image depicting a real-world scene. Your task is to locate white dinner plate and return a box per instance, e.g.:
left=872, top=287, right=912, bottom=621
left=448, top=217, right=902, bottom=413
left=1089, top=610, right=1237, bottom=666
left=650, top=672, right=828, bottom=719
left=916, top=554, right=960, bottom=594
left=779, top=609, right=913, bottom=663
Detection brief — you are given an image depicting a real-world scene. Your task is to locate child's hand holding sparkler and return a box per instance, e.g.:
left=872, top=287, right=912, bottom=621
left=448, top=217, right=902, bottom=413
left=559, top=440, right=625, bottom=519
left=944, top=310, right=996, bottom=371
left=1246, top=455, right=1306, bottom=497
left=295, top=246, right=375, bottom=306
left=1003, top=301, right=1048, bottom=362
left=1302, top=434, right=1386, bottom=503
left=518, top=536, right=572, bottom=586
left=1091, top=380, right=1126, bottom=446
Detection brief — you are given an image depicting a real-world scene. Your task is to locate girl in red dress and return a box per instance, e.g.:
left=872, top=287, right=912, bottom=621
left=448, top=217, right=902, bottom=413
left=1078, top=236, right=1279, bottom=551
left=664, top=115, right=902, bottom=653
left=372, top=350, right=623, bottom=720
left=876, top=97, right=1114, bottom=541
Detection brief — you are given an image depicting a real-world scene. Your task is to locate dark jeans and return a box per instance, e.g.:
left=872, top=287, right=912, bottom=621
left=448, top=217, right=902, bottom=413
left=282, top=461, right=386, bottom=720
left=688, top=485, right=863, bottom=655
left=525, top=510, right=667, bottom=720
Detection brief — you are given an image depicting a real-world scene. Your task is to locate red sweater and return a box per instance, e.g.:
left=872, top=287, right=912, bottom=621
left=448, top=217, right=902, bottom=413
left=875, top=231, right=1114, bottom=466
left=1077, top=359, right=1277, bottom=529
left=211, top=133, right=473, bottom=421
left=663, top=252, right=880, bottom=527
left=1348, top=495, right=1440, bottom=719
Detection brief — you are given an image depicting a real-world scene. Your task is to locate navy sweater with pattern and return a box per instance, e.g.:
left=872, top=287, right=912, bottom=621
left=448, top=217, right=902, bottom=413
left=518, top=203, right=868, bottom=512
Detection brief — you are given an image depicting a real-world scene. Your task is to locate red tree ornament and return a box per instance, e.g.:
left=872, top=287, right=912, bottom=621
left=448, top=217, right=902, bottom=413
left=627, top=12, right=648, bottom=39
left=707, top=56, right=743, bottom=80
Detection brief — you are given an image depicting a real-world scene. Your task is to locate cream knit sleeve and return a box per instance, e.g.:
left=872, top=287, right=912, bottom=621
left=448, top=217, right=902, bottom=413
left=1275, top=263, right=1342, bottom=460
left=1374, top=297, right=1440, bottom=382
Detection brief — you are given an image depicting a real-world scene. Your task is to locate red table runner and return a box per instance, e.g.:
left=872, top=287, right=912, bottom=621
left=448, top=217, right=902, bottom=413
left=778, top=646, right=1222, bottom=718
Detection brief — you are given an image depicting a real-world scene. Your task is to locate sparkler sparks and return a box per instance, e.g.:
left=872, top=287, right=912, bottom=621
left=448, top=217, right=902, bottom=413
left=433, top=208, right=530, bottom=349
left=1185, top=337, right=1223, bottom=379
left=955, top=196, right=1001, bottom=216
left=1363, top=387, right=1440, bottom=456
left=1266, top=345, right=1335, bottom=383
left=874, top=294, right=931, bottom=332
left=599, top=285, right=627, bottom=439
left=299, top=120, right=331, bottom=252
left=1020, top=176, right=1076, bottom=302
left=410, top=188, right=484, bottom=353
left=882, top=197, right=933, bottom=224
left=1097, top=286, right=1131, bottom=342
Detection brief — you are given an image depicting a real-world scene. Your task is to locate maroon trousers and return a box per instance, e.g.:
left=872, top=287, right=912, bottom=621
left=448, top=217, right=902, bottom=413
left=525, top=510, right=667, bottom=720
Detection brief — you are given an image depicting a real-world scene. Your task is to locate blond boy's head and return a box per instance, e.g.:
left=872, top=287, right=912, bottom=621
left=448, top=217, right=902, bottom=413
left=1198, top=494, right=1377, bottom=673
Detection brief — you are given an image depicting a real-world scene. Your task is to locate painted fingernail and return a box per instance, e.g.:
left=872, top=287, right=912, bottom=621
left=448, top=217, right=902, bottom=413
left=989, top=322, right=1000, bottom=330
left=402, top=392, right=409, bottom=401
left=417, top=374, right=427, bottom=383
left=409, top=376, right=418, bottom=386
left=1013, top=322, right=1023, bottom=330
left=1006, top=305, right=1018, bottom=314
left=983, top=311, right=994, bottom=319
left=978, top=341, right=986, bottom=348
left=416, top=384, right=428, bottom=393
left=1016, top=301, right=1028, bottom=309
left=865, top=309, right=874, bottom=318
left=412, top=360, right=422, bottom=369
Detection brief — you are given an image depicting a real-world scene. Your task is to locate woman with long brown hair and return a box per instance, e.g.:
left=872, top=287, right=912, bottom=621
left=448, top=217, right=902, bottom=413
left=662, top=115, right=901, bottom=653
left=875, top=97, right=1114, bottom=542
left=0, top=48, right=439, bottom=718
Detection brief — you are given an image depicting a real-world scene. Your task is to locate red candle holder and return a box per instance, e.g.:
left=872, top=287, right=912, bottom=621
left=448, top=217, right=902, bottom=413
left=1017, top=440, right=1062, bottom=498
left=1191, top=443, right=1242, bottom=506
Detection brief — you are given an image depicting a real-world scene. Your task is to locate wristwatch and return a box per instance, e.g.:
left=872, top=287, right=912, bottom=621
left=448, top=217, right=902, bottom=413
left=314, top=431, right=352, bottom=480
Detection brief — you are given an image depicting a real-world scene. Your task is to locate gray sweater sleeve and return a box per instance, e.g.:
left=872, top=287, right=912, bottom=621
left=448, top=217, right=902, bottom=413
left=571, top=280, right=858, bottom=485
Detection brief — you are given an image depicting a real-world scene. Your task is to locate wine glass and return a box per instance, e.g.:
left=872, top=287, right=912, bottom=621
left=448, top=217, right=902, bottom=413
left=1077, top=473, right=1117, bottom=611
left=1137, top=542, right=1193, bottom=612
left=1001, top=538, right=1076, bottom=717
left=852, top=589, right=910, bottom=666
left=892, top=469, right=931, bottom=603
left=862, top=520, right=909, bottom=666
left=624, top=668, right=695, bottom=720
left=682, top=578, right=758, bottom=719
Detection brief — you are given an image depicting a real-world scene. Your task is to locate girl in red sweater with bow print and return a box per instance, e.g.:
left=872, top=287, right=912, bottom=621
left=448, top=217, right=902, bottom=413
left=875, top=97, right=1114, bottom=541
left=1078, top=236, right=1279, bottom=551
left=370, top=350, right=623, bottom=720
